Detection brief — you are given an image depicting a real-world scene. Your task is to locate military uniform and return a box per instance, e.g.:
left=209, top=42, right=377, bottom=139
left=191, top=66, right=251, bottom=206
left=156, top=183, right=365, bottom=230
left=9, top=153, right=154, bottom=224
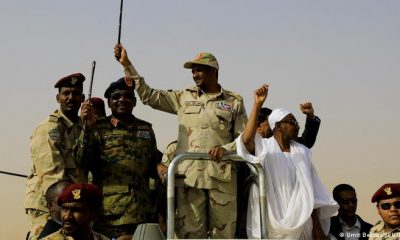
left=123, top=59, right=247, bottom=238
left=40, top=229, right=109, bottom=240
left=369, top=220, right=400, bottom=240
left=25, top=109, right=88, bottom=234
left=77, top=115, right=160, bottom=238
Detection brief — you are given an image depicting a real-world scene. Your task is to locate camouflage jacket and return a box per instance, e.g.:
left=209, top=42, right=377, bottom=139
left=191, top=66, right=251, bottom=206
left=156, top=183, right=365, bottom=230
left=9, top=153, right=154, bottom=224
left=40, top=228, right=109, bottom=240
left=77, top=115, right=160, bottom=226
left=124, top=65, right=247, bottom=194
left=25, top=109, right=88, bottom=212
left=369, top=220, right=400, bottom=240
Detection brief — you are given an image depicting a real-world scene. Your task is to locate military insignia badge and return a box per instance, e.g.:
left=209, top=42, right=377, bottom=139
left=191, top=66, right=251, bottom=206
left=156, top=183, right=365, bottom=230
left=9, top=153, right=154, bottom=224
left=111, top=117, right=119, bottom=127
left=216, top=102, right=235, bottom=113
left=124, top=77, right=133, bottom=87
left=384, top=186, right=392, bottom=196
left=72, top=189, right=81, bottom=200
left=49, top=129, right=61, bottom=141
left=71, top=77, right=78, bottom=85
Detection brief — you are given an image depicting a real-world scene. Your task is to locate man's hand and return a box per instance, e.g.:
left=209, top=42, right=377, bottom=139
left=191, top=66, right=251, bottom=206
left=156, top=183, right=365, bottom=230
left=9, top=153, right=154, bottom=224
left=157, top=163, right=168, bottom=183
left=254, top=84, right=269, bottom=107
left=114, top=44, right=131, bottom=68
left=300, top=102, right=314, bottom=119
left=80, top=100, right=96, bottom=129
left=208, top=147, right=226, bottom=162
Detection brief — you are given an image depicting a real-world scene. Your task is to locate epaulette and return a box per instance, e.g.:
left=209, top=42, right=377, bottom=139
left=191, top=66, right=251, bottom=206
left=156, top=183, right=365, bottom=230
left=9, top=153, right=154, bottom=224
left=48, top=114, right=60, bottom=123
left=224, top=90, right=243, bottom=101
left=136, top=117, right=153, bottom=128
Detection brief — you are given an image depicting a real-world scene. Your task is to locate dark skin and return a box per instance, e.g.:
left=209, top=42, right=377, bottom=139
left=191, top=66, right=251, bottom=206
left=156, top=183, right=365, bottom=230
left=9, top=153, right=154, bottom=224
left=56, top=86, right=85, bottom=123
left=113, top=44, right=227, bottom=161
left=337, top=190, right=358, bottom=227
left=61, top=202, right=94, bottom=240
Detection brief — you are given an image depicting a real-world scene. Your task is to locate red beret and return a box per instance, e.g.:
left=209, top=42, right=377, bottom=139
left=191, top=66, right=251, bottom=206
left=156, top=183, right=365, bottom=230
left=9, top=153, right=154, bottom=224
left=54, top=73, right=85, bottom=89
left=57, top=183, right=102, bottom=210
left=371, top=183, right=400, bottom=203
left=89, top=97, right=105, bottom=108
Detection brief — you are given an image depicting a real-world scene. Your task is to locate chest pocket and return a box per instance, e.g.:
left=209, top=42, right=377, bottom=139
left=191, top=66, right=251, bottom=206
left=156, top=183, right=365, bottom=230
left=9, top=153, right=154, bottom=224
left=102, top=134, right=127, bottom=161
left=212, top=108, right=233, bottom=131
left=183, top=105, right=202, bottom=127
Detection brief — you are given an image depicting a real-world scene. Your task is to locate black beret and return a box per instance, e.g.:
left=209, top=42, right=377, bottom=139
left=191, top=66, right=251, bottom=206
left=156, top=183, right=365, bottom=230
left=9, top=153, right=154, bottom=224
left=371, top=183, right=400, bottom=203
left=57, top=183, right=102, bottom=210
left=54, top=73, right=85, bottom=89
left=104, top=77, right=135, bottom=98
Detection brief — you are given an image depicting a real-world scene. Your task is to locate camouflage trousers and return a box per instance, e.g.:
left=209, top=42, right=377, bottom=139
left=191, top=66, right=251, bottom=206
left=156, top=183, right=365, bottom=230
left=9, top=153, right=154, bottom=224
left=26, top=208, right=48, bottom=240
left=175, top=187, right=237, bottom=239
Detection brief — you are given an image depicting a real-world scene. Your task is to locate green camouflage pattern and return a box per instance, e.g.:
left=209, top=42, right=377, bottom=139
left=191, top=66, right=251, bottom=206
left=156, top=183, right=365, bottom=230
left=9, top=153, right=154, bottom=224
left=41, top=229, right=110, bottom=240
left=78, top=116, right=159, bottom=229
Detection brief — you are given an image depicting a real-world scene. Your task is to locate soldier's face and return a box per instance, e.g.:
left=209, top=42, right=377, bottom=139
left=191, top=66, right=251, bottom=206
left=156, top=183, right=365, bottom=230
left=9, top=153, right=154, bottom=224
left=57, top=87, right=84, bottom=116
left=108, top=88, right=136, bottom=117
left=337, top=190, right=357, bottom=218
left=61, top=202, right=93, bottom=237
left=192, top=65, right=216, bottom=89
left=377, top=197, right=400, bottom=229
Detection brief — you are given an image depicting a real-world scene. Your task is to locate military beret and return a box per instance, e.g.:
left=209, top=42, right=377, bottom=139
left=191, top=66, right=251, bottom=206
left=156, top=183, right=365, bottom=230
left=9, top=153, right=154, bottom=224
left=371, top=183, right=400, bottom=203
left=57, top=183, right=102, bottom=210
left=104, top=77, right=135, bottom=98
left=54, top=73, right=85, bottom=89
left=183, top=52, right=219, bottom=70
left=89, top=97, right=105, bottom=109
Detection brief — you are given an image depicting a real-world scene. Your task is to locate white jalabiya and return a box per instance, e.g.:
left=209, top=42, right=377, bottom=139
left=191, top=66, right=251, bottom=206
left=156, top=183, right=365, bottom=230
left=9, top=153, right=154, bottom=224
left=236, top=133, right=338, bottom=239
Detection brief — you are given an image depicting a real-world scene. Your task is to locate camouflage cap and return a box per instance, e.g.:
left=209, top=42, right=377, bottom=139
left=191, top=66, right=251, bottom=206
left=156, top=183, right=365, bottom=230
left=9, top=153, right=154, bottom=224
left=183, top=52, right=219, bottom=70
left=54, top=73, right=85, bottom=89
left=104, top=77, right=135, bottom=98
left=371, top=183, right=400, bottom=203
left=57, top=183, right=103, bottom=210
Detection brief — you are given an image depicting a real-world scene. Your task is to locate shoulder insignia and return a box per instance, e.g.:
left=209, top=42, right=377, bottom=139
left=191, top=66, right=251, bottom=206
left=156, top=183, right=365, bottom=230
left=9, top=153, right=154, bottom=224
left=48, top=129, right=61, bottom=141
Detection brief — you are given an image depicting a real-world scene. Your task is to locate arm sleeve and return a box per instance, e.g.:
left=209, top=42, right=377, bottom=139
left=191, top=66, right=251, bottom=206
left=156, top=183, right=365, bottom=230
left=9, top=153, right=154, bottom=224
left=124, top=64, right=182, bottom=114
left=221, top=98, right=248, bottom=151
left=296, top=115, right=321, bottom=148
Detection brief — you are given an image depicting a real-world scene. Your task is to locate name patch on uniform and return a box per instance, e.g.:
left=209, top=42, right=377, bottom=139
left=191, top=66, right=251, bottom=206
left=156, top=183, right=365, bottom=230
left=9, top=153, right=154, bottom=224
left=49, top=129, right=61, bottom=141
left=137, top=130, right=151, bottom=140
left=216, top=102, right=235, bottom=113
left=185, top=101, right=203, bottom=106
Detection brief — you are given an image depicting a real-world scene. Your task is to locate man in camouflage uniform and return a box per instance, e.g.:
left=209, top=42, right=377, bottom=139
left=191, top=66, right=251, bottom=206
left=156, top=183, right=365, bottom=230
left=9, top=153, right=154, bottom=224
left=78, top=78, right=164, bottom=239
left=24, top=73, right=89, bottom=239
left=42, top=183, right=109, bottom=240
left=114, top=45, right=247, bottom=238
left=369, top=183, right=400, bottom=240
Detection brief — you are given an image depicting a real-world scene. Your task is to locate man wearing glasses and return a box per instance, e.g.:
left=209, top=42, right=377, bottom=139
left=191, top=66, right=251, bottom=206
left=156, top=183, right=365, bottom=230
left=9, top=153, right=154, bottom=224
left=369, top=183, right=400, bottom=240
left=329, top=184, right=372, bottom=240
left=78, top=77, right=165, bottom=240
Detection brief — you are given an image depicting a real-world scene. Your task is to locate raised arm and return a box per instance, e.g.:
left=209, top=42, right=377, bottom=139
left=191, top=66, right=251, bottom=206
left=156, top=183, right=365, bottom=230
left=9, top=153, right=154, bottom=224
left=296, top=102, right=321, bottom=148
left=241, top=84, right=269, bottom=155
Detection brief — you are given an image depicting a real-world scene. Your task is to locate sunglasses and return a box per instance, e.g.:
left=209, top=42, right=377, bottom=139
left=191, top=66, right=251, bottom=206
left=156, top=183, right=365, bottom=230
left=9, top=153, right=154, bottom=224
left=340, top=198, right=358, bottom=205
left=380, top=201, right=400, bottom=210
left=279, top=119, right=299, bottom=127
left=110, top=91, right=135, bottom=101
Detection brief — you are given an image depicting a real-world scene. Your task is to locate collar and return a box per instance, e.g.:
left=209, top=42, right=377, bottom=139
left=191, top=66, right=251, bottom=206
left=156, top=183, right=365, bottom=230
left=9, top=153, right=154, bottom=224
left=187, top=85, right=224, bottom=98
left=339, top=216, right=361, bottom=230
left=57, top=109, right=82, bottom=129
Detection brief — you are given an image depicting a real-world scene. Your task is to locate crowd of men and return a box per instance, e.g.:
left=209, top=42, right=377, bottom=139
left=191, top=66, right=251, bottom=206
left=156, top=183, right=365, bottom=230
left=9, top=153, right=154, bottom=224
left=24, top=46, right=399, bottom=239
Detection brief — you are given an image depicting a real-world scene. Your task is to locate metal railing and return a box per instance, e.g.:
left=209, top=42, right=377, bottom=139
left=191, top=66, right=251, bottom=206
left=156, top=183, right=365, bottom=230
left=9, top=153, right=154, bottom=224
left=166, top=152, right=268, bottom=239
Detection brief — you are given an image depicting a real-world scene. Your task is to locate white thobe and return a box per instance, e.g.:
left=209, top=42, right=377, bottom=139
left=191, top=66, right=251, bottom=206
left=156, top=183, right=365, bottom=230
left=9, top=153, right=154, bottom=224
left=236, top=134, right=338, bottom=239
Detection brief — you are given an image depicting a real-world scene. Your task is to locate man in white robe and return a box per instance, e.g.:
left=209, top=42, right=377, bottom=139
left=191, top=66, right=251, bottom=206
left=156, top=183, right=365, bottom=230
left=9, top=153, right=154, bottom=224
left=236, top=84, right=338, bottom=239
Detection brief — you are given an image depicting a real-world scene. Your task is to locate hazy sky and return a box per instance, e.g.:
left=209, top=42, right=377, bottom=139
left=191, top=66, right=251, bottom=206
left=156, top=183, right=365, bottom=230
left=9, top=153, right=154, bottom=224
left=1, top=1, right=399, bottom=238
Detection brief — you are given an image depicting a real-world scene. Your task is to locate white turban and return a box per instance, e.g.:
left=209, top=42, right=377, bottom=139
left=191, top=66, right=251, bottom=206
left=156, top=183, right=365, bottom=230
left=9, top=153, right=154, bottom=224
left=268, top=108, right=291, bottom=131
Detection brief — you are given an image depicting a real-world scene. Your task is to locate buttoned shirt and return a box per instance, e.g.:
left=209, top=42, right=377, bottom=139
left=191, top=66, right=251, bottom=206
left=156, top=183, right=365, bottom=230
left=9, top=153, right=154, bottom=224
left=124, top=65, right=247, bottom=193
